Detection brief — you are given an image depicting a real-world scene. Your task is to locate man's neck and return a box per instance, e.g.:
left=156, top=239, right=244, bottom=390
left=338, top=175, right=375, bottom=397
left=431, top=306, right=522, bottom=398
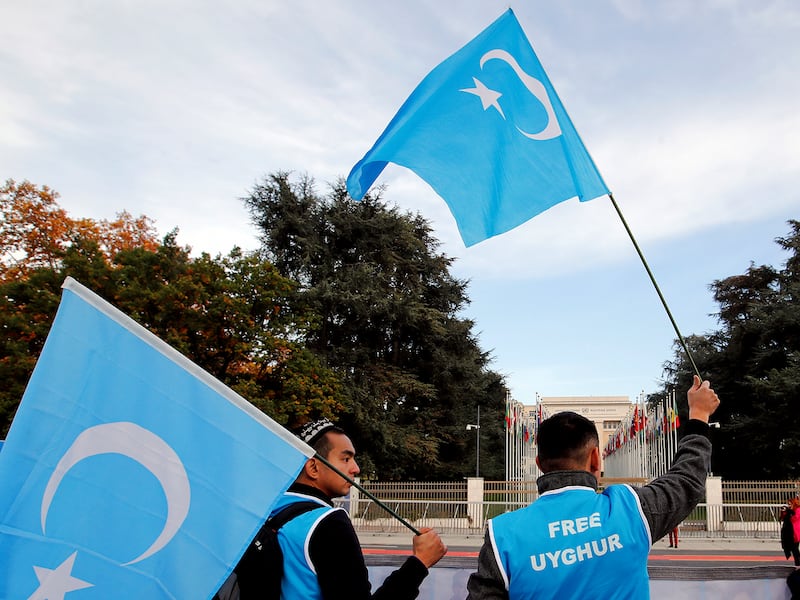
left=288, top=481, right=335, bottom=506
left=537, top=470, right=598, bottom=494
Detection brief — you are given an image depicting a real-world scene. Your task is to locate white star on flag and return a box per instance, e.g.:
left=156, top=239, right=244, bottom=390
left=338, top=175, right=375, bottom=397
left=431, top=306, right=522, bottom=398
left=28, top=552, right=93, bottom=600
left=460, top=77, right=505, bottom=118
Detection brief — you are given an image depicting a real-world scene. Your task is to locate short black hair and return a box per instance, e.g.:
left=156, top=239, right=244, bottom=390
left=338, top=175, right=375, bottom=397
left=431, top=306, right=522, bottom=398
left=536, top=411, right=599, bottom=472
left=313, top=427, right=346, bottom=458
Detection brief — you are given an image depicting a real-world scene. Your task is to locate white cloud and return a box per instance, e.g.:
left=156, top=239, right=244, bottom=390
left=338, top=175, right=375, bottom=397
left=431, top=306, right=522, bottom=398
left=2, top=0, right=798, bottom=398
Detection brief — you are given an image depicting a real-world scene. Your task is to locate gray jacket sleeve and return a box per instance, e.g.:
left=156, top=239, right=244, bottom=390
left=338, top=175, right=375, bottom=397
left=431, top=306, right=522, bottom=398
left=465, top=530, right=507, bottom=600
left=633, top=419, right=712, bottom=542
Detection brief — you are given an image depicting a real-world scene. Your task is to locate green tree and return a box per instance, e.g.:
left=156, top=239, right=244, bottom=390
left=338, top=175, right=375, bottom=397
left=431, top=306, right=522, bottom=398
left=1, top=186, right=346, bottom=435
left=243, top=172, right=507, bottom=479
left=0, top=268, right=63, bottom=435
left=659, top=220, right=800, bottom=478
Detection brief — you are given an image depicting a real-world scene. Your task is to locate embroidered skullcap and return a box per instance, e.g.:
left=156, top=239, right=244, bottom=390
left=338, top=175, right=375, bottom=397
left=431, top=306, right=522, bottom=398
left=296, top=418, right=338, bottom=446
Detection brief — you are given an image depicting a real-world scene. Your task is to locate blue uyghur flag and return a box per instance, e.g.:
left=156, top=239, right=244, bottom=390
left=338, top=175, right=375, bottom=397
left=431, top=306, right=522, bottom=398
left=0, top=277, right=313, bottom=599
left=347, top=9, right=609, bottom=247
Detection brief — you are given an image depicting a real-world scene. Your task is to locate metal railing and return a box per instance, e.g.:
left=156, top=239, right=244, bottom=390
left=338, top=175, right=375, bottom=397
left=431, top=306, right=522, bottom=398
left=722, top=480, right=800, bottom=505
left=346, top=499, right=787, bottom=539
left=682, top=503, right=786, bottom=539
left=344, top=479, right=796, bottom=538
left=359, top=480, right=466, bottom=502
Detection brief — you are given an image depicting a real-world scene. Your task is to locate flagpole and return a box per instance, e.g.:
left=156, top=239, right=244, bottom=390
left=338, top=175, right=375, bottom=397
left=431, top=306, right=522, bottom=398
left=505, top=392, right=510, bottom=482
left=314, top=453, right=421, bottom=535
left=608, top=193, right=701, bottom=378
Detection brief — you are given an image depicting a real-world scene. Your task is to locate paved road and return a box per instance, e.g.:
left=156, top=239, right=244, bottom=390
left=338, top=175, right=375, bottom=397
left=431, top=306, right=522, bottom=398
left=361, top=533, right=797, bottom=599
left=647, top=549, right=788, bottom=568
left=359, top=532, right=797, bottom=574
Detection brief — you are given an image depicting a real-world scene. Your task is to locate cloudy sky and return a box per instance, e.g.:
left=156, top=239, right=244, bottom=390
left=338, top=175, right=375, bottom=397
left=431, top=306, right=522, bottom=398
left=2, top=0, right=798, bottom=405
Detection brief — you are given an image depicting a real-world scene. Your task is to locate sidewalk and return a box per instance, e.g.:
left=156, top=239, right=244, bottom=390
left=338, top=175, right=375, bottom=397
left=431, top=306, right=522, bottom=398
left=649, top=535, right=783, bottom=553
left=357, top=530, right=484, bottom=550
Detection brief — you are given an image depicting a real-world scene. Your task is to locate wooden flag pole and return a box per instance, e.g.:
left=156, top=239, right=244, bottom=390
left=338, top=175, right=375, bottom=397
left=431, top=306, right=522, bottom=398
left=608, top=193, right=702, bottom=379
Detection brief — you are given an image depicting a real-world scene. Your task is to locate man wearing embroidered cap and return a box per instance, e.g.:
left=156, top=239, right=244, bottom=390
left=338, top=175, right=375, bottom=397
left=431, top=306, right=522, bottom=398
left=272, top=418, right=447, bottom=598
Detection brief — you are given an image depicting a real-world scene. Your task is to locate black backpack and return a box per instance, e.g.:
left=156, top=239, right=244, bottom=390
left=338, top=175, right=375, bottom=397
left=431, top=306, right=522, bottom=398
left=213, top=501, right=322, bottom=600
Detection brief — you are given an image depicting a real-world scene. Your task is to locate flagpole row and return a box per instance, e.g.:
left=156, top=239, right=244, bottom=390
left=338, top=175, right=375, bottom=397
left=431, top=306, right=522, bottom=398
left=607, top=193, right=701, bottom=378
left=602, top=393, right=683, bottom=479
left=314, top=453, right=421, bottom=535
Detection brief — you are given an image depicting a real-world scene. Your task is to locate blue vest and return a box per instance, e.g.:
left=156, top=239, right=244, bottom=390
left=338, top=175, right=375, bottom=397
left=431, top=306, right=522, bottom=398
left=489, top=484, right=651, bottom=599
left=270, top=491, right=341, bottom=600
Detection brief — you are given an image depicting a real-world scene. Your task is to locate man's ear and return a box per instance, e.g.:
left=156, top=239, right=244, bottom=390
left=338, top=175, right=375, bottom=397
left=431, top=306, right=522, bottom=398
left=589, top=446, right=601, bottom=477
left=302, top=457, right=319, bottom=480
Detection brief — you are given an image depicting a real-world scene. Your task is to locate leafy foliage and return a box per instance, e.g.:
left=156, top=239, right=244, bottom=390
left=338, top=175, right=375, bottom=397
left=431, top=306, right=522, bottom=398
left=659, top=220, right=800, bottom=478
left=243, top=172, right=508, bottom=479
left=3, top=175, right=506, bottom=480
left=0, top=186, right=346, bottom=436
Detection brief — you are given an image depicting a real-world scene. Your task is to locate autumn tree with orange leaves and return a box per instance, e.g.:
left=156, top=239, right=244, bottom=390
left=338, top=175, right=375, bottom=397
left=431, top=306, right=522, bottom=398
left=0, top=180, right=346, bottom=437
left=0, top=179, right=160, bottom=283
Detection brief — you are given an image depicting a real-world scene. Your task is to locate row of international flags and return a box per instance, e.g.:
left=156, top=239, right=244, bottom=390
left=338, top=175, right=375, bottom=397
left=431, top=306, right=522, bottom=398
left=504, top=395, right=550, bottom=481
left=603, top=395, right=681, bottom=457
left=503, top=395, right=681, bottom=451
left=504, top=399, right=546, bottom=444
left=602, top=390, right=683, bottom=479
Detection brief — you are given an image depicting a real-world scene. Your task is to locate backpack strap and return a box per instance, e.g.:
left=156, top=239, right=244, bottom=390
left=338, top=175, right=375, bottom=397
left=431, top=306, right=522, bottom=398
left=248, top=500, right=324, bottom=554
left=267, top=500, right=325, bottom=530
left=212, top=501, right=325, bottom=600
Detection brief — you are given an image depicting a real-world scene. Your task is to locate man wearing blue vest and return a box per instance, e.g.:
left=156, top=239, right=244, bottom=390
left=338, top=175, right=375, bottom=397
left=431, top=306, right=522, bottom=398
left=466, top=375, right=720, bottom=599
left=274, top=419, right=447, bottom=599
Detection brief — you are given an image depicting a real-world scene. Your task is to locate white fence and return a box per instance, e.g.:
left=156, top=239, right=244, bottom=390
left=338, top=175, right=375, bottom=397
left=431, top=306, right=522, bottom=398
left=347, top=499, right=786, bottom=538
left=345, top=478, right=799, bottom=538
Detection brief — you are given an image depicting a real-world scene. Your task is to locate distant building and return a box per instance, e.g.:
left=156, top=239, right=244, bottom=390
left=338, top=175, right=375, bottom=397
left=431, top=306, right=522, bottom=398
left=533, top=396, right=633, bottom=475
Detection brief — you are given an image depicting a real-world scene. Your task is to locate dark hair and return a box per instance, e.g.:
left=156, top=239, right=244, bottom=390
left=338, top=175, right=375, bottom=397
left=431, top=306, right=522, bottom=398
left=312, top=426, right=346, bottom=458
left=536, top=411, right=599, bottom=472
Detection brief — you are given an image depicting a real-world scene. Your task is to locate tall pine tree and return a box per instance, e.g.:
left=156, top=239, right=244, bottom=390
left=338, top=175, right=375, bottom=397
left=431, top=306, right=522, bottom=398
left=244, top=172, right=507, bottom=479
left=660, top=220, right=800, bottom=478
